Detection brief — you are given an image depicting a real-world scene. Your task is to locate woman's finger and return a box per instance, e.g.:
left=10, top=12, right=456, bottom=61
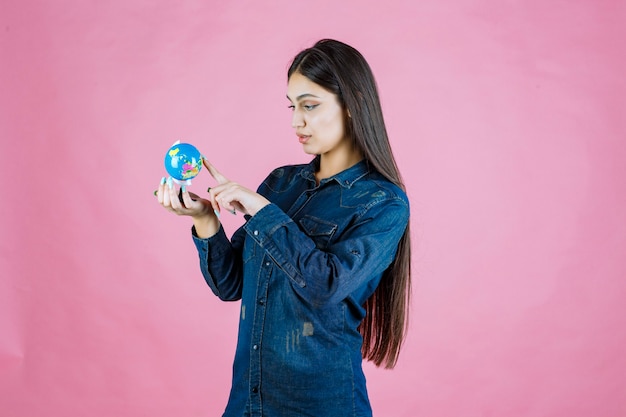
left=206, top=186, right=222, bottom=218
left=202, top=158, right=229, bottom=185
left=166, top=177, right=180, bottom=210
left=156, top=177, right=166, bottom=204
left=161, top=182, right=171, bottom=207
left=211, top=183, right=247, bottom=215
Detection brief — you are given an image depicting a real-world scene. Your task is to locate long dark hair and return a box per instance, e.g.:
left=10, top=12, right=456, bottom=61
left=288, top=39, right=412, bottom=368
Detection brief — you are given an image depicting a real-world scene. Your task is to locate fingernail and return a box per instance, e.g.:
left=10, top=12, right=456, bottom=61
left=167, top=177, right=173, bottom=189
left=160, top=177, right=166, bottom=185
left=207, top=187, right=211, bottom=193
left=229, top=209, right=236, bottom=215
left=153, top=190, right=158, bottom=196
left=181, top=185, right=187, bottom=193
left=213, top=209, right=221, bottom=219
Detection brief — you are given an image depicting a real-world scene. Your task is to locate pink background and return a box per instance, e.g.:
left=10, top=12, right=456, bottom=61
left=1, top=1, right=625, bottom=416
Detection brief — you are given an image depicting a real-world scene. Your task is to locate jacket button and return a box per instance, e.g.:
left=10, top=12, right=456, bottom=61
left=253, top=230, right=259, bottom=236
left=253, top=344, right=258, bottom=350
left=252, top=386, right=258, bottom=393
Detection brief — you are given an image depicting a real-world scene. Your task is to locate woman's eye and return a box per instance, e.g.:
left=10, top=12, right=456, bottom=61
left=287, top=103, right=318, bottom=111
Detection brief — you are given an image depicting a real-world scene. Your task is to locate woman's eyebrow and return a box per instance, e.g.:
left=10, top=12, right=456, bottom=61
left=286, top=93, right=321, bottom=102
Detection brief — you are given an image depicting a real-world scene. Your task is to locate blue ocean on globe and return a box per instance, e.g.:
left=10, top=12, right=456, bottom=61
left=164, top=143, right=203, bottom=181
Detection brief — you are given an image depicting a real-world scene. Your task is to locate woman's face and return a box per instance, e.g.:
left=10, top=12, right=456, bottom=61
left=287, top=72, right=349, bottom=158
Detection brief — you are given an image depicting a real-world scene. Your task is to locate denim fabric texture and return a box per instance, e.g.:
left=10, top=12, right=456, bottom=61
left=192, top=158, right=409, bottom=417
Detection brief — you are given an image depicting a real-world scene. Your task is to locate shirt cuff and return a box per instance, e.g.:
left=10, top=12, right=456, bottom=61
left=243, top=203, right=292, bottom=246
left=191, top=224, right=231, bottom=258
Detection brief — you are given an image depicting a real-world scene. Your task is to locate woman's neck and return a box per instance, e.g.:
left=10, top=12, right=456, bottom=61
left=315, top=147, right=363, bottom=184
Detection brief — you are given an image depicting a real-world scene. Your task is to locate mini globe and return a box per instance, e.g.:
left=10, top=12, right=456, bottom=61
left=164, top=143, right=203, bottom=182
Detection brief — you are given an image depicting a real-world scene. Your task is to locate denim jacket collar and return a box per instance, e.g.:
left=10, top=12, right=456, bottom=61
left=299, top=156, right=370, bottom=189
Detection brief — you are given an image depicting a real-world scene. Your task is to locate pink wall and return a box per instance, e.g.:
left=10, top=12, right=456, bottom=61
left=1, top=1, right=625, bottom=416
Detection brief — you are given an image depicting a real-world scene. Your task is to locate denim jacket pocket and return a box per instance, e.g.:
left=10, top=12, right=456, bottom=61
left=298, top=215, right=338, bottom=249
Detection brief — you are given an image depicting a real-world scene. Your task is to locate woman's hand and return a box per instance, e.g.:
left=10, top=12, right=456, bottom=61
left=156, top=177, right=211, bottom=216
left=203, top=159, right=270, bottom=217
left=156, top=177, right=219, bottom=238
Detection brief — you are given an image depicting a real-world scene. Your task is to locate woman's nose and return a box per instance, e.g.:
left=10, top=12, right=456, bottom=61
left=291, top=110, right=305, bottom=128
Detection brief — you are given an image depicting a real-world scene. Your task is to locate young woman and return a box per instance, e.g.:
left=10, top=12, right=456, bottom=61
left=157, top=39, right=411, bottom=417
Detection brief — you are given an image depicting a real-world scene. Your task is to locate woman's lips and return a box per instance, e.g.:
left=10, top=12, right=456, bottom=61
left=297, top=134, right=310, bottom=144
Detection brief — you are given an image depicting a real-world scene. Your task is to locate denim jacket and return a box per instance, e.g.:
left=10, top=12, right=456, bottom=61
left=192, top=158, right=409, bottom=417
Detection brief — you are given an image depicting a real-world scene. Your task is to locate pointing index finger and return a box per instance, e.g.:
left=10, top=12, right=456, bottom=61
left=202, top=158, right=228, bottom=185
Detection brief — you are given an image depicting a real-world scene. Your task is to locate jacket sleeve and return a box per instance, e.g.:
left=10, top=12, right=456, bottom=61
left=242, top=196, right=409, bottom=307
left=191, top=224, right=247, bottom=301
